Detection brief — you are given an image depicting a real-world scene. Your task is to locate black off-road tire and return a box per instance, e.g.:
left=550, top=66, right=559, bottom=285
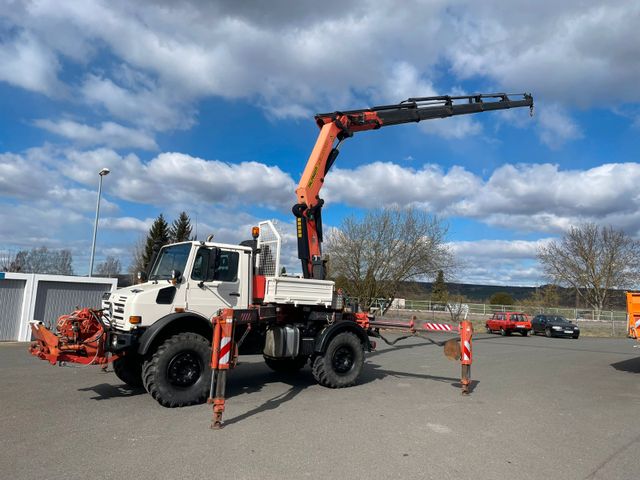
left=142, top=332, right=211, bottom=408
left=312, top=332, right=364, bottom=388
left=264, top=356, right=308, bottom=373
left=113, top=353, right=143, bottom=388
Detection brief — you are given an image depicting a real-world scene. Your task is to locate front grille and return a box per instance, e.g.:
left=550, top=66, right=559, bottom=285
left=102, top=295, right=128, bottom=328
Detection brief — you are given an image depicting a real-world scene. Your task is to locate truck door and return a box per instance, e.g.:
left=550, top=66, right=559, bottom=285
left=186, top=247, right=249, bottom=318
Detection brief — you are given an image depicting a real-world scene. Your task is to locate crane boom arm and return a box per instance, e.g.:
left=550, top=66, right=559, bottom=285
left=293, top=92, right=534, bottom=279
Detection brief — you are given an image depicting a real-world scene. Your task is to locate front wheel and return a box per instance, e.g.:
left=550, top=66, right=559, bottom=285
left=312, top=332, right=364, bottom=388
left=113, top=353, right=143, bottom=388
left=142, top=332, right=211, bottom=408
left=572, top=333, right=580, bottom=339
left=545, top=328, right=553, bottom=338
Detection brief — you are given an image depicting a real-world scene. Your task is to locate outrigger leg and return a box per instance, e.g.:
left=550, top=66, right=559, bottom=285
left=209, top=309, right=235, bottom=429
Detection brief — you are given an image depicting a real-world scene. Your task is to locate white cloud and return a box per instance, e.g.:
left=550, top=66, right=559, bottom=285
left=450, top=238, right=551, bottom=260
left=100, top=216, right=153, bottom=232
left=34, top=119, right=158, bottom=150
left=449, top=239, right=552, bottom=286
left=0, top=30, right=63, bottom=95
left=447, top=2, right=640, bottom=105
left=0, top=151, right=52, bottom=198
left=1, top=0, right=635, bottom=150
left=536, top=104, right=583, bottom=148
left=80, top=75, right=195, bottom=132
left=61, top=149, right=296, bottom=209
left=325, top=162, right=480, bottom=211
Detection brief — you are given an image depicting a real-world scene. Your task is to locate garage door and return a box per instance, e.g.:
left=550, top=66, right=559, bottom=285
left=33, top=281, right=111, bottom=328
left=0, top=279, right=26, bottom=341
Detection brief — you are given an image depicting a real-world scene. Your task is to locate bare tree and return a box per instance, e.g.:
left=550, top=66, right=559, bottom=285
left=96, top=256, right=122, bottom=277
left=2, top=247, right=73, bottom=275
left=326, top=207, right=454, bottom=312
left=0, top=250, right=21, bottom=272
left=446, top=294, right=469, bottom=323
left=128, top=235, right=147, bottom=280
left=538, top=223, right=640, bottom=319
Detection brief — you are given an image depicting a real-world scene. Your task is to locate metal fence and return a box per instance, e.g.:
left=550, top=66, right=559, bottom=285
left=371, top=298, right=629, bottom=336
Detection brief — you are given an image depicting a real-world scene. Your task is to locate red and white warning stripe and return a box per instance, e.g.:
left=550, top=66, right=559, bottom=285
left=462, top=340, right=472, bottom=362
left=219, top=336, right=232, bottom=366
left=423, top=322, right=453, bottom=332
left=635, top=318, right=640, bottom=329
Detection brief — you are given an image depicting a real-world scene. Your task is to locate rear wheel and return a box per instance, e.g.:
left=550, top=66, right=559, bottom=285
left=500, top=328, right=507, bottom=336
left=264, top=356, right=308, bottom=373
left=521, top=330, right=528, bottom=337
left=142, top=332, right=211, bottom=408
left=113, top=353, right=143, bottom=388
left=312, top=332, right=364, bottom=388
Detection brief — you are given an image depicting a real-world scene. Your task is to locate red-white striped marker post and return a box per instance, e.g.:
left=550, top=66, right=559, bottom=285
left=460, top=320, right=473, bottom=395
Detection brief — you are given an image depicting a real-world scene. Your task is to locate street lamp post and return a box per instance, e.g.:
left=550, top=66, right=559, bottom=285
left=89, top=167, right=110, bottom=277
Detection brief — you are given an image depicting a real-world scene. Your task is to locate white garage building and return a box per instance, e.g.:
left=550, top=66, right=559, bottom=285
left=0, top=272, right=117, bottom=342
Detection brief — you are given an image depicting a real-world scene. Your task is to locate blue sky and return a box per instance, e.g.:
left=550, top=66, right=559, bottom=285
left=1, top=1, right=639, bottom=285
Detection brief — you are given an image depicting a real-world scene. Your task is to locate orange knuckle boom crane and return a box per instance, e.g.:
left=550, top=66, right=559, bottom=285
left=28, top=92, right=533, bottom=429
left=293, top=93, right=534, bottom=280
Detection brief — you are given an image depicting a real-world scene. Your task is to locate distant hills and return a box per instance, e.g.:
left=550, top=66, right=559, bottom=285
left=399, top=281, right=627, bottom=309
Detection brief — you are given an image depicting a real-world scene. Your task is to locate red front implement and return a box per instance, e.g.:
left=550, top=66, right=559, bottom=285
left=29, top=308, right=115, bottom=366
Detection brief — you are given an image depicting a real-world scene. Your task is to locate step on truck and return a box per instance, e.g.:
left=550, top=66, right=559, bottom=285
left=29, top=92, right=534, bottom=427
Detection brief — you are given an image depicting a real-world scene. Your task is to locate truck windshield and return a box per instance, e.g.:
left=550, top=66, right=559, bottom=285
left=150, top=243, right=191, bottom=280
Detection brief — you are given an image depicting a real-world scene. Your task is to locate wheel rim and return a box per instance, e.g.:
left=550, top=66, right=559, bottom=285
left=167, top=351, right=202, bottom=387
left=332, top=346, right=355, bottom=375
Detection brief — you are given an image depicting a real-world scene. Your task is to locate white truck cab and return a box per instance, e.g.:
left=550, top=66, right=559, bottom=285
left=103, top=241, right=252, bottom=331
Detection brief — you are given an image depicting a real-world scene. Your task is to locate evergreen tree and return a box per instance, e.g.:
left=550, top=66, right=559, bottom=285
left=143, top=214, right=170, bottom=271
left=431, top=270, right=448, bottom=305
left=170, top=211, right=193, bottom=243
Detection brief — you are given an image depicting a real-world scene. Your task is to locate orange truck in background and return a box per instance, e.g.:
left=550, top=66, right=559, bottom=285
left=625, top=292, right=640, bottom=341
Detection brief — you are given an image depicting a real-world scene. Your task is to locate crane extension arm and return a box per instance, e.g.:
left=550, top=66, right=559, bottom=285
left=293, top=92, right=534, bottom=279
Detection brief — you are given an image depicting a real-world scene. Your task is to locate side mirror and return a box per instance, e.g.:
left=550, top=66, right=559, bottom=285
left=137, top=271, right=148, bottom=283
left=171, top=269, right=183, bottom=285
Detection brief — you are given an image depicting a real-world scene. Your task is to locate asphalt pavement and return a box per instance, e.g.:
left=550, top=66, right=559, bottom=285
left=1, top=334, right=640, bottom=480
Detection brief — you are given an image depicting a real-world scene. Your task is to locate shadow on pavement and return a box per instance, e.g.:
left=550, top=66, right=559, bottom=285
left=78, top=383, right=146, bottom=400
left=611, top=356, right=640, bottom=373
left=78, top=354, right=474, bottom=424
